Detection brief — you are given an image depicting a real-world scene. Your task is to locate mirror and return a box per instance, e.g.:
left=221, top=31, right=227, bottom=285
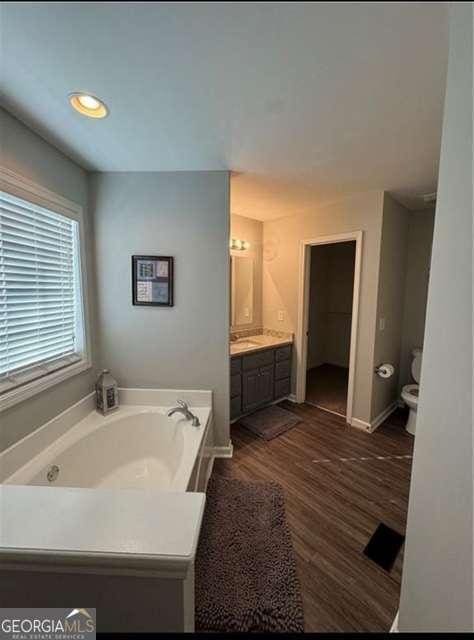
left=231, top=255, right=254, bottom=326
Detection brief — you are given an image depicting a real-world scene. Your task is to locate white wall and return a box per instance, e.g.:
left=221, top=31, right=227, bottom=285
left=307, top=242, right=355, bottom=369
left=89, top=172, right=231, bottom=448
left=399, top=2, right=473, bottom=631
left=371, top=194, right=409, bottom=420
left=262, top=191, right=384, bottom=424
left=398, top=209, right=435, bottom=391
left=0, top=108, right=96, bottom=452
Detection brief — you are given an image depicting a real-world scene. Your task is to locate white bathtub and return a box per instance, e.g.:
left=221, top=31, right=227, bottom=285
left=0, top=387, right=214, bottom=633
left=1, top=388, right=213, bottom=492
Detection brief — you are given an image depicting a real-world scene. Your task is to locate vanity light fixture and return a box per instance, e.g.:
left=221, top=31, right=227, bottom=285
left=69, top=92, right=109, bottom=118
left=230, top=238, right=250, bottom=251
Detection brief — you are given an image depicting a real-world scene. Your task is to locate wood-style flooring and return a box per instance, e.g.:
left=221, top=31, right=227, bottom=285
left=213, top=401, right=414, bottom=632
left=306, top=363, right=349, bottom=416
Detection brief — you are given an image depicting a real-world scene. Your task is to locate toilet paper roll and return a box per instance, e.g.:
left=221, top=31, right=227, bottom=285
left=375, top=363, right=395, bottom=379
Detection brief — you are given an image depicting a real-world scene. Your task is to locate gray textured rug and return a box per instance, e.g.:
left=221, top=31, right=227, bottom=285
left=195, top=475, right=304, bottom=633
left=240, top=405, right=301, bottom=440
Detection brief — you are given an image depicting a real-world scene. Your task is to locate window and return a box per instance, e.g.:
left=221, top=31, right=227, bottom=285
left=0, top=171, right=90, bottom=409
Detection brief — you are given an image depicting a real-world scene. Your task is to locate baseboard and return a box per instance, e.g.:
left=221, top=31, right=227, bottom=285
left=287, top=393, right=298, bottom=403
left=371, top=402, right=398, bottom=432
left=351, top=417, right=372, bottom=432
left=351, top=402, right=398, bottom=434
left=212, top=442, right=234, bottom=458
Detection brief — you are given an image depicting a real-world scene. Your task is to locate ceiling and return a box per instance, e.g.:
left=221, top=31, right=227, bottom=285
left=1, top=2, right=448, bottom=220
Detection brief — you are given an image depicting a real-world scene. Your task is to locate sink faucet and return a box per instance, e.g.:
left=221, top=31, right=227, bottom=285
left=167, top=400, right=200, bottom=427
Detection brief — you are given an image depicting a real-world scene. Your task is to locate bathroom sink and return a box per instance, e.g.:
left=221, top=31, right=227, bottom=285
left=231, top=338, right=260, bottom=349
left=230, top=338, right=262, bottom=353
left=234, top=339, right=259, bottom=348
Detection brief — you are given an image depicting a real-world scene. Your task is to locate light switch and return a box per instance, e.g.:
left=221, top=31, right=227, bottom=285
left=278, top=310, right=285, bottom=322
left=379, top=317, right=386, bottom=331
left=244, top=307, right=250, bottom=318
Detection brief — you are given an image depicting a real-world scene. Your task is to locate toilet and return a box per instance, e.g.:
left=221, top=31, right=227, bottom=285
left=401, top=348, right=422, bottom=435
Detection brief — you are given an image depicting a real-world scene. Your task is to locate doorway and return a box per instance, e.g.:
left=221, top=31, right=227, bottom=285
left=295, top=232, right=362, bottom=424
left=306, top=241, right=356, bottom=416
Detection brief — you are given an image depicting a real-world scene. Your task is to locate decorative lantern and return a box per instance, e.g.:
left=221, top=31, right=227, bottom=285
left=96, top=369, right=119, bottom=415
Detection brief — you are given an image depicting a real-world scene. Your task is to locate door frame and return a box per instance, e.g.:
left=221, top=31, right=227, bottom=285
left=295, top=230, right=363, bottom=425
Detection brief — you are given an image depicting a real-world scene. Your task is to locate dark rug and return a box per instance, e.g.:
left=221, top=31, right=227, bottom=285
left=363, top=522, right=405, bottom=572
left=195, top=475, right=304, bottom=632
left=239, top=405, right=301, bottom=440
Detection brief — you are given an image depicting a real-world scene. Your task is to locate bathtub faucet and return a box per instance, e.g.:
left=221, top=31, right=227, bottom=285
left=167, top=400, right=200, bottom=427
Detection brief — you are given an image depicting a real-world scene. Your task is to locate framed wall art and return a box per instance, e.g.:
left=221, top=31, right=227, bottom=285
left=132, top=255, right=174, bottom=306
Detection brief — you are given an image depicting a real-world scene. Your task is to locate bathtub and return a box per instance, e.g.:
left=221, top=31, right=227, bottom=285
left=0, top=388, right=214, bottom=632
left=1, top=388, right=213, bottom=492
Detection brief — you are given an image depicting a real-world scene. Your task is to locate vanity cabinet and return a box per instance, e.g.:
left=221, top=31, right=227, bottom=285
left=242, top=363, right=274, bottom=413
left=230, top=343, right=292, bottom=421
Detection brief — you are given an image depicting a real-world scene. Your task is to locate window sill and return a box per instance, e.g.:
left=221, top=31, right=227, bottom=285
left=0, top=359, right=92, bottom=413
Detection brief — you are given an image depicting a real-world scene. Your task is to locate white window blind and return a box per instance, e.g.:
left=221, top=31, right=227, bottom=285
left=0, top=191, right=81, bottom=387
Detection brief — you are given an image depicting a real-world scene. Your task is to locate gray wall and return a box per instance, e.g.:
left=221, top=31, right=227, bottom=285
left=371, top=193, right=409, bottom=420
left=0, top=108, right=96, bottom=452
left=399, top=2, right=473, bottom=631
left=398, top=209, right=435, bottom=392
left=307, top=242, right=355, bottom=369
left=89, top=172, right=230, bottom=448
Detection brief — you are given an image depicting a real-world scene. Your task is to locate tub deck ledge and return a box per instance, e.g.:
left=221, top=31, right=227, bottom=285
left=0, top=485, right=205, bottom=577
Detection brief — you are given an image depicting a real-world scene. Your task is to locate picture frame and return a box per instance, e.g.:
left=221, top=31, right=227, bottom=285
left=132, top=255, right=174, bottom=306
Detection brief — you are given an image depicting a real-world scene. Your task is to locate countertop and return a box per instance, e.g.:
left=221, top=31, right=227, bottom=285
left=230, top=334, right=293, bottom=357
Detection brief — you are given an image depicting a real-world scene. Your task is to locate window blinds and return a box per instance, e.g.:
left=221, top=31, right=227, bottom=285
left=0, top=191, right=79, bottom=381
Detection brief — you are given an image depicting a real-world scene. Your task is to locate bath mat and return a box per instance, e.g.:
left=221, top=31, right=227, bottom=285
left=240, top=405, right=300, bottom=440
left=363, top=523, right=405, bottom=572
left=195, top=475, right=304, bottom=633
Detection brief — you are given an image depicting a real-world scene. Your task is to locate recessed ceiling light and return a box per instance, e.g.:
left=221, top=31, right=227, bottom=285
left=69, top=92, right=108, bottom=118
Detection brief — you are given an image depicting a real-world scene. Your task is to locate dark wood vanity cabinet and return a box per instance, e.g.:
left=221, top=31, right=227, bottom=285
left=242, top=364, right=274, bottom=413
left=230, top=344, right=292, bottom=420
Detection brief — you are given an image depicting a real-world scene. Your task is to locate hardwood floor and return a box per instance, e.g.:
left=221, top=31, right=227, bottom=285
left=213, top=402, right=414, bottom=632
left=306, top=363, right=349, bottom=416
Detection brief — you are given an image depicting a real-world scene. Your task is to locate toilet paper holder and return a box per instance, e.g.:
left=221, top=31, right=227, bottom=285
left=374, top=363, right=395, bottom=378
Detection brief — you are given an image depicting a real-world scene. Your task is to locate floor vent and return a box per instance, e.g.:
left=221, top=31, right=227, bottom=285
left=363, top=523, right=405, bottom=572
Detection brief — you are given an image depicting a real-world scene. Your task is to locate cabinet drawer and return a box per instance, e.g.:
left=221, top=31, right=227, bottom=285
left=242, top=349, right=274, bottom=371
left=230, top=357, right=241, bottom=375
left=231, top=373, right=241, bottom=398
left=275, top=345, right=292, bottom=362
left=230, top=395, right=242, bottom=420
left=275, top=359, right=291, bottom=381
left=275, top=377, right=291, bottom=399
